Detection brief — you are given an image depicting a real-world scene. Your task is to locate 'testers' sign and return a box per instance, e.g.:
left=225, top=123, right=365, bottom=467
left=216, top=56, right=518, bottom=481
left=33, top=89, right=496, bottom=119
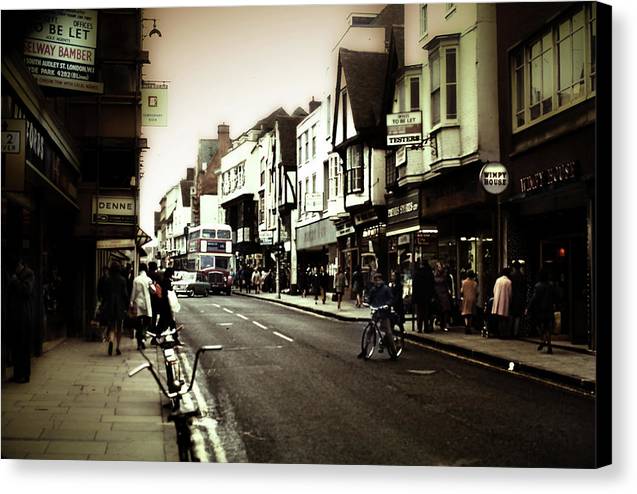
left=386, top=112, right=422, bottom=146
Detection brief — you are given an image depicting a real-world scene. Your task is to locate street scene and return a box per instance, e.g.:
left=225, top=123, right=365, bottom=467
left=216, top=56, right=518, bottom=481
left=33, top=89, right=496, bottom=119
left=1, top=2, right=610, bottom=469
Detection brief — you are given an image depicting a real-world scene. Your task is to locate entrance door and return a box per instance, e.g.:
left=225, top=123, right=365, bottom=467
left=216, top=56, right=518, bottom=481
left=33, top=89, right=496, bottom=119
left=541, top=237, right=587, bottom=344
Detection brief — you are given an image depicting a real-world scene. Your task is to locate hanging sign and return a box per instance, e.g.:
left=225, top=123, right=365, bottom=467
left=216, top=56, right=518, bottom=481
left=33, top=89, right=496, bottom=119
left=142, top=82, right=169, bottom=127
left=479, top=162, right=509, bottom=194
left=386, top=112, right=422, bottom=146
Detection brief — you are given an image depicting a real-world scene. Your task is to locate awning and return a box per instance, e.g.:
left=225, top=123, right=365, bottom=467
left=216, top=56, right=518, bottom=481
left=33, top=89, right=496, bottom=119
left=386, top=218, right=420, bottom=237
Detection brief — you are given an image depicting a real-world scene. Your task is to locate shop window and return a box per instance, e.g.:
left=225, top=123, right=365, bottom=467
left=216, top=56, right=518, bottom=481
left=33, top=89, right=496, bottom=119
left=511, top=4, right=596, bottom=131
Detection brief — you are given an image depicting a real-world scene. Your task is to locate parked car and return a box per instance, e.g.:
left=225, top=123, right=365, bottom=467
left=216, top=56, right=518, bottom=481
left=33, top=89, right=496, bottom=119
left=172, top=270, right=210, bottom=297
left=203, top=267, right=233, bottom=296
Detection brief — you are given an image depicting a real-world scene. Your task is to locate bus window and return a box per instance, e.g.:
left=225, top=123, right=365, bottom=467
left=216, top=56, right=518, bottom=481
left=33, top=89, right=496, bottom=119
left=201, top=255, right=214, bottom=269
left=203, top=229, right=216, bottom=238
left=217, top=229, right=231, bottom=240
left=215, top=256, right=230, bottom=269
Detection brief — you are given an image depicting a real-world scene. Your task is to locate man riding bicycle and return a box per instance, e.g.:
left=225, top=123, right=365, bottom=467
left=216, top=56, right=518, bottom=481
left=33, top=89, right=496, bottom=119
left=358, top=272, right=396, bottom=357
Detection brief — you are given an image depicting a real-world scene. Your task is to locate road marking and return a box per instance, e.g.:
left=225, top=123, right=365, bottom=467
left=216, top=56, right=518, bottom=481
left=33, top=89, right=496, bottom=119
left=407, top=369, right=437, bottom=376
left=212, top=303, right=220, bottom=308
left=178, top=354, right=227, bottom=463
left=252, top=321, right=267, bottom=330
left=236, top=313, right=248, bottom=320
left=217, top=323, right=233, bottom=326
left=222, top=308, right=234, bottom=314
left=272, top=331, right=293, bottom=343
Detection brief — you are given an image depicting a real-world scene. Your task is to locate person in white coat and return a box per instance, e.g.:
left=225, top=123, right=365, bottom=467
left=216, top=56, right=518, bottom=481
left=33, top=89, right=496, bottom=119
left=491, top=268, right=512, bottom=338
left=129, top=263, right=154, bottom=350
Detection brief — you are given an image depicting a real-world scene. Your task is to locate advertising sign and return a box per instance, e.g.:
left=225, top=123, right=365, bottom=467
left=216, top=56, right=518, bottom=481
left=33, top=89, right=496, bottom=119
left=2, top=119, right=26, bottom=191
left=305, top=192, right=323, bottom=212
left=479, top=162, right=509, bottom=195
left=386, top=111, right=422, bottom=146
left=387, top=190, right=420, bottom=224
left=23, top=10, right=103, bottom=93
left=92, top=195, right=136, bottom=224
left=142, top=82, right=169, bottom=127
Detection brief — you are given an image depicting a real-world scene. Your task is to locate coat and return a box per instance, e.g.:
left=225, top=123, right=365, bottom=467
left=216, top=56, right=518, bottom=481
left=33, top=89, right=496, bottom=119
left=460, top=278, right=478, bottom=316
left=130, top=271, right=153, bottom=318
left=335, top=272, right=346, bottom=293
left=527, top=281, right=558, bottom=322
left=101, top=273, right=129, bottom=325
left=492, top=275, right=512, bottom=317
left=433, top=274, right=452, bottom=312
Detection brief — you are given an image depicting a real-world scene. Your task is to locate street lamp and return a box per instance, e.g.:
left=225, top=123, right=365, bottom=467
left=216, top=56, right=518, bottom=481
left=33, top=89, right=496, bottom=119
left=142, top=18, right=162, bottom=39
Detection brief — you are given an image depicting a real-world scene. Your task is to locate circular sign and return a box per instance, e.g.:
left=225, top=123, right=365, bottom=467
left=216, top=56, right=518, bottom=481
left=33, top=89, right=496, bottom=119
left=479, top=162, right=509, bottom=194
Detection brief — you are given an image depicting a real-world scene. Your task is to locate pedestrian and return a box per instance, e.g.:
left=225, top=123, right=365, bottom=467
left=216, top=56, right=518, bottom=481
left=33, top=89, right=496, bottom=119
left=492, top=268, right=513, bottom=338
left=526, top=269, right=559, bottom=354
left=157, top=267, right=176, bottom=331
left=311, top=267, right=320, bottom=305
left=252, top=267, right=262, bottom=294
left=389, top=270, right=405, bottom=333
left=433, top=262, right=452, bottom=331
left=509, top=261, right=526, bottom=338
left=8, top=258, right=35, bottom=383
left=101, top=260, right=129, bottom=356
left=319, top=266, right=329, bottom=304
left=148, top=261, right=161, bottom=331
left=96, top=266, right=110, bottom=339
left=129, top=262, right=153, bottom=350
left=412, top=260, right=434, bottom=333
left=352, top=266, right=363, bottom=308
left=460, top=270, right=479, bottom=335
left=335, top=266, right=346, bottom=309
left=244, top=265, right=253, bottom=294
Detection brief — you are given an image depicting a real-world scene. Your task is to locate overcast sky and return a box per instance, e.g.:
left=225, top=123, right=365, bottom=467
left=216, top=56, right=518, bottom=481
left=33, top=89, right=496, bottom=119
left=139, top=2, right=385, bottom=236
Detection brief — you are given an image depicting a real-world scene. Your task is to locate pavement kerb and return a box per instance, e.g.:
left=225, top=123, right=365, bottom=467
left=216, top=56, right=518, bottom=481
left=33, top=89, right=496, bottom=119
left=233, top=290, right=596, bottom=395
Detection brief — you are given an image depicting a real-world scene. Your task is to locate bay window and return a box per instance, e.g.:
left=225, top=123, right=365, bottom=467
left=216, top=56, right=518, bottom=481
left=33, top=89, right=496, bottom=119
left=429, top=44, right=457, bottom=126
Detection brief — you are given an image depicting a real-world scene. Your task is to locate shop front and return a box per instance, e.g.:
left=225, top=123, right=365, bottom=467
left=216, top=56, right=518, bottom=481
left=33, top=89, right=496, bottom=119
left=296, top=218, right=338, bottom=291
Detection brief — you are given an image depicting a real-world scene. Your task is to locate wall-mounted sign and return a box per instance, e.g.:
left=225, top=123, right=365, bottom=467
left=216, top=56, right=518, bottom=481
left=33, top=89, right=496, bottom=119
left=92, top=195, right=136, bottom=224
left=519, top=161, right=577, bottom=194
left=259, top=230, right=274, bottom=246
left=296, top=219, right=337, bottom=250
left=2, top=119, right=26, bottom=191
left=305, top=192, right=323, bottom=212
left=386, top=111, right=422, bottom=146
left=23, top=10, right=103, bottom=93
left=142, top=82, right=168, bottom=127
left=387, top=190, right=420, bottom=224
left=396, top=146, right=407, bottom=166
left=479, top=162, right=509, bottom=194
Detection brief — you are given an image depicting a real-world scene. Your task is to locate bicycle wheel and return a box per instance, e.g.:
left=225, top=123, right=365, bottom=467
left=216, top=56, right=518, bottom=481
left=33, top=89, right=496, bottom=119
left=360, top=322, right=377, bottom=360
left=389, top=323, right=405, bottom=360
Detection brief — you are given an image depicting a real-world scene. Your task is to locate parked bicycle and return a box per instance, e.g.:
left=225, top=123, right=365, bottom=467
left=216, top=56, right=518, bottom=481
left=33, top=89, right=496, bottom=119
left=128, top=342, right=223, bottom=461
left=360, top=304, right=405, bottom=360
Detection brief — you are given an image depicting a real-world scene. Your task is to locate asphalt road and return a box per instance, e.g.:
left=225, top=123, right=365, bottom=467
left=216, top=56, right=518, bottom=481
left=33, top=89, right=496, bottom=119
left=175, top=293, right=595, bottom=467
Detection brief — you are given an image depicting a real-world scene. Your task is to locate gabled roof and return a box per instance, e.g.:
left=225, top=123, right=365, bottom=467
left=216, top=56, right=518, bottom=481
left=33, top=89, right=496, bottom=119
left=338, top=48, right=388, bottom=131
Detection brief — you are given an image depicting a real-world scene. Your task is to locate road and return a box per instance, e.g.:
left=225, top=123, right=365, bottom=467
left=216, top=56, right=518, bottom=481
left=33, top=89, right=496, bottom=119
left=174, top=293, right=595, bottom=467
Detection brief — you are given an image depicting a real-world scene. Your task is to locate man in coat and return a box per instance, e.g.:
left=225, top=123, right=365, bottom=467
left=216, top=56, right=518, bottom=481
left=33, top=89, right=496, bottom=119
left=129, top=263, right=154, bottom=350
left=492, top=268, right=513, bottom=338
left=8, top=258, right=35, bottom=383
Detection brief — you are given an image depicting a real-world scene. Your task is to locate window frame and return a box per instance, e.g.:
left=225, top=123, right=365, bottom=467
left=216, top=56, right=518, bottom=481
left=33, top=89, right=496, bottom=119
left=420, top=4, right=428, bottom=38
left=346, top=143, right=363, bottom=194
left=428, top=42, right=458, bottom=128
left=510, top=4, right=596, bottom=132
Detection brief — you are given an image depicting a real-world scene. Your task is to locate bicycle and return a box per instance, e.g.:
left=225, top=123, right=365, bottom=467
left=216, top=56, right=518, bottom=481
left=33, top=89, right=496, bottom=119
left=360, top=304, right=405, bottom=360
left=128, top=343, right=223, bottom=461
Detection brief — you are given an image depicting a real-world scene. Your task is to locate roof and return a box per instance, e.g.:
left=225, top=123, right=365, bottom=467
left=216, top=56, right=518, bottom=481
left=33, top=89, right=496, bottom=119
left=251, top=107, right=289, bottom=132
left=339, top=48, right=388, bottom=131
left=276, top=115, right=306, bottom=168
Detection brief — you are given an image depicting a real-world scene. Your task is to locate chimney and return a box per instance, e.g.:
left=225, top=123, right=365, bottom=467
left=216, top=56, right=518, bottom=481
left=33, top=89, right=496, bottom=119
left=309, top=96, right=321, bottom=114
left=186, top=167, right=195, bottom=181
left=218, top=123, right=230, bottom=138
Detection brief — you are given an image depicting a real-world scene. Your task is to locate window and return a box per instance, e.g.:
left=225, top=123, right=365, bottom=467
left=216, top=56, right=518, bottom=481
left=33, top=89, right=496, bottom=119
left=260, top=158, right=265, bottom=186
left=311, top=124, right=317, bottom=158
left=410, top=77, right=420, bottom=111
left=297, top=137, right=302, bottom=166
left=312, top=173, right=316, bottom=193
left=386, top=151, right=397, bottom=189
left=304, top=177, right=309, bottom=212
left=429, top=46, right=457, bottom=126
left=323, top=161, right=329, bottom=210
left=420, top=5, right=428, bottom=36
left=328, top=154, right=342, bottom=200
left=304, top=131, right=309, bottom=162
left=346, top=144, right=363, bottom=193
left=511, top=5, right=596, bottom=130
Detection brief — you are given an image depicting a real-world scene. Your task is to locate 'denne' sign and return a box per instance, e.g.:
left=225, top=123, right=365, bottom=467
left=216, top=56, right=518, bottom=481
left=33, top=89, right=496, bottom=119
left=92, top=196, right=136, bottom=224
left=479, top=162, right=509, bottom=194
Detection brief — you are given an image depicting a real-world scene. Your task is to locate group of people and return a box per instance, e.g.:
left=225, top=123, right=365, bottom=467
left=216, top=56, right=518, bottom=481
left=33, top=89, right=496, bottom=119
left=299, top=266, right=332, bottom=305
left=97, top=261, right=178, bottom=356
left=236, top=265, right=278, bottom=294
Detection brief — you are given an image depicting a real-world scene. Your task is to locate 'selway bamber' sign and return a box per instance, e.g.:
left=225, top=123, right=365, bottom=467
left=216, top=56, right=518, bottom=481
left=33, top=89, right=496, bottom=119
left=386, top=112, right=422, bottom=146
left=23, top=10, right=102, bottom=93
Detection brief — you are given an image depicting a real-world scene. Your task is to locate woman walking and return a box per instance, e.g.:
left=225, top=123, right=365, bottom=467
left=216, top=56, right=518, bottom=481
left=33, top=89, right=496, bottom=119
left=157, top=267, right=176, bottom=331
left=389, top=270, right=405, bottom=332
left=460, top=271, right=479, bottom=334
left=526, top=269, right=558, bottom=354
left=102, top=261, right=129, bottom=356
left=335, top=267, right=346, bottom=309
left=351, top=266, right=363, bottom=308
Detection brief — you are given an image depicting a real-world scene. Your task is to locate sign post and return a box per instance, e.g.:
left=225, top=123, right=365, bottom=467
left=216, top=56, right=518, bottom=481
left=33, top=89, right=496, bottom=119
left=479, top=162, right=509, bottom=270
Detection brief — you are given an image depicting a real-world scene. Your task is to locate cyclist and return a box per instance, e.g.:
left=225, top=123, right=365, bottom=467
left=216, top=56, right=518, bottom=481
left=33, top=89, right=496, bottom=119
left=358, top=271, right=396, bottom=357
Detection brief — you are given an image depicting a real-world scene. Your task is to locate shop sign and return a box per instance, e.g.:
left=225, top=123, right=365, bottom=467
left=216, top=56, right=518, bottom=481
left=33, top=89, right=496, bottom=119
left=259, top=230, right=274, bottom=245
left=387, top=190, right=420, bottom=224
left=397, top=234, right=410, bottom=246
left=396, top=146, right=407, bottom=166
left=519, top=160, right=577, bottom=194
left=92, top=195, right=136, bottom=224
left=142, top=81, right=169, bottom=127
left=23, top=10, right=103, bottom=93
left=2, top=119, right=26, bottom=191
left=386, top=111, right=422, bottom=146
left=297, top=219, right=337, bottom=250
left=362, top=224, right=385, bottom=239
left=479, top=162, right=509, bottom=194
left=305, top=192, right=323, bottom=212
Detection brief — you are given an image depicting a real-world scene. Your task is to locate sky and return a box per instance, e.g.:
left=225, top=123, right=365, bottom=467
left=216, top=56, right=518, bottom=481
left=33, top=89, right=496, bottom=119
left=139, top=1, right=385, bottom=237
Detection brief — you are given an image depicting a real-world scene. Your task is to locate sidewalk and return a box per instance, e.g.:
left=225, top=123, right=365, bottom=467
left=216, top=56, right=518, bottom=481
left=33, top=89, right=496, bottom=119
left=235, top=290, right=596, bottom=395
left=1, top=338, right=179, bottom=461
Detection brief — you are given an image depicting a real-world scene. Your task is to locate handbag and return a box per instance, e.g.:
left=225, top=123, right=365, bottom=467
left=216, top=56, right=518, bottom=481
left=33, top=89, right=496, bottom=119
left=168, top=289, right=181, bottom=314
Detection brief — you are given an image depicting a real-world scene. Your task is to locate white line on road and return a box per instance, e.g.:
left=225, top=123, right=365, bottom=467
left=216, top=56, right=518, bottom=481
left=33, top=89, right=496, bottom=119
left=222, top=308, right=234, bottom=314
left=252, top=321, right=267, bottom=330
left=212, top=303, right=220, bottom=308
left=217, top=322, right=233, bottom=326
left=236, top=313, right=249, bottom=320
left=178, top=354, right=227, bottom=463
left=272, top=331, right=294, bottom=343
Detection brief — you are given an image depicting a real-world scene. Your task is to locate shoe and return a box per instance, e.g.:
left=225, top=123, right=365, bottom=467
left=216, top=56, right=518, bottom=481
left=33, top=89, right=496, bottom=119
left=108, top=341, right=113, bottom=356
left=357, top=351, right=364, bottom=359
left=116, top=348, right=121, bottom=356
left=537, top=343, right=545, bottom=351
left=140, top=341, right=146, bottom=350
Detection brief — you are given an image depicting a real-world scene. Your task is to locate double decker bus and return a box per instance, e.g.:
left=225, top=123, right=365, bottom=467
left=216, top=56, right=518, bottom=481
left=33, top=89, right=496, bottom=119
left=184, top=224, right=234, bottom=272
